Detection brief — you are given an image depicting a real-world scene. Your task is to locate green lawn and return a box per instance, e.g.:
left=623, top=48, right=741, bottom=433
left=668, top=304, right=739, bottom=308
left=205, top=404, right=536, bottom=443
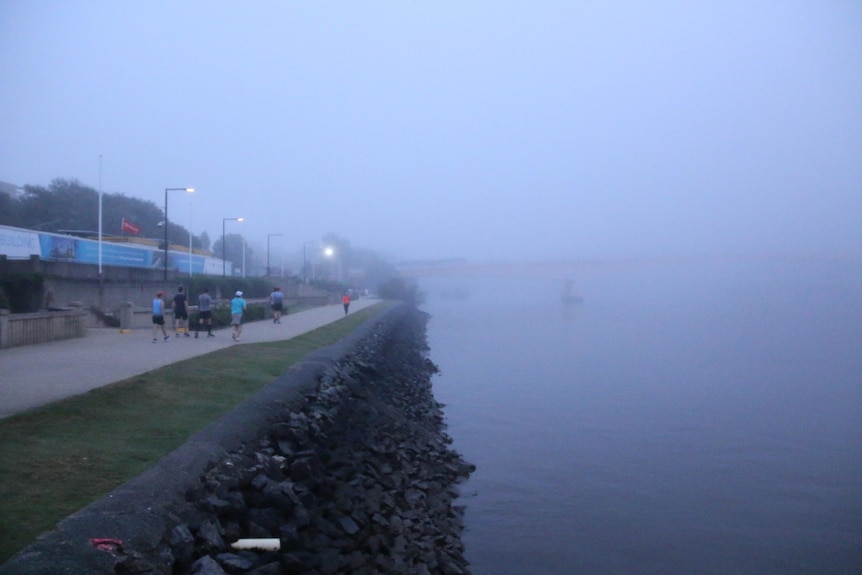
left=0, top=302, right=391, bottom=563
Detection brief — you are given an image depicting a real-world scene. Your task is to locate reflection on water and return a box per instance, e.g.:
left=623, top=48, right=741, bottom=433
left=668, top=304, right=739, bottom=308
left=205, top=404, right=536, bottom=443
left=422, top=258, right=862, bottom=575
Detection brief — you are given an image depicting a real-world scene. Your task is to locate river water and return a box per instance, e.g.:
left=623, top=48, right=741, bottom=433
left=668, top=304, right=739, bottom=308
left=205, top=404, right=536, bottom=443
left=420, top=258, right=861, bottom=575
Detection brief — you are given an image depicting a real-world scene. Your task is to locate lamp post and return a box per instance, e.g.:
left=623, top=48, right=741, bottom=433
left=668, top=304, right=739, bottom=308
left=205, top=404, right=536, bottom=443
left=164, top=187, right=194, bottom=280
left=267, top=234, right=284, bottom=277
left=188, top=199, right=193, bottom=278
left=98, top=155, right=103, bottom=276
left=222, top=217, right=244, bottom=277
left=302, top=241, right=318, bottom=282
left=324, top=246, right=340, bottom=282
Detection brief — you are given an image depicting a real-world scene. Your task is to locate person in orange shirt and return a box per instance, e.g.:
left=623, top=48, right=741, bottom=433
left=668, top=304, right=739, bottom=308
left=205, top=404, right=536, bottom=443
left=341, top=292, right=351, bottom=315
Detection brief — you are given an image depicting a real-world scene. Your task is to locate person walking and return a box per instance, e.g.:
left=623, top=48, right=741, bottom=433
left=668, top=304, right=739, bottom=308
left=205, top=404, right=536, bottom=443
left=172, top=286, right=190, bottom=337
left=342, top=292, right=351, bottom=315
left=195, top=287, right=214, bottom=338
left=152, top=291, right=170, bottom=343
left=270, top=286, right=284, bottom=323
left=231, top=290, right=247, bottom=341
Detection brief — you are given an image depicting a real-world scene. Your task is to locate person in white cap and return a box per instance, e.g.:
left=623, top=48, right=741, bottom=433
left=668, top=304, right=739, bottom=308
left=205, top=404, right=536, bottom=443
left=230, top=290, right=247, bottom=341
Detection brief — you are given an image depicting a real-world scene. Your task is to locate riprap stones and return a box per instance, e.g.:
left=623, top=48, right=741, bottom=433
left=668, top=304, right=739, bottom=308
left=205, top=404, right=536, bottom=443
left=170, top=307, right=475, bottom=575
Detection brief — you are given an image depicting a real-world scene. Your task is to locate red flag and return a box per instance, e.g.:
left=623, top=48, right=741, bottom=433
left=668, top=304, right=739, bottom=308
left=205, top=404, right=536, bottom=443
left=121, top=218, right=140, bottom=235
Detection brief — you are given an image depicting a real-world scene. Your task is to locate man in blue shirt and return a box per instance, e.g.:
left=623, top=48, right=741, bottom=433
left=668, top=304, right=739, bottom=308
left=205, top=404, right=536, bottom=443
left=270, top=286, right=284, bottom=323
left=231, top=290, right=247, bottom=341
left=152, top=291, right=169, bottom=343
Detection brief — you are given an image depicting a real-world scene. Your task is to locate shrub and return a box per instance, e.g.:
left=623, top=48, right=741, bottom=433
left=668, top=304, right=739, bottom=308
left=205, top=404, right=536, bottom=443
left=190, top=301, right=267, bottom=331
left=378, top=277, right=424, bottom=306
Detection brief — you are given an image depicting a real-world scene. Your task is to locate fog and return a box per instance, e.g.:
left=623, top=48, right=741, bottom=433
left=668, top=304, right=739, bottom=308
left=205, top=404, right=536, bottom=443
left=422, top=257, right=862, bottom=574
left=1, top=2, right=860, bottom=263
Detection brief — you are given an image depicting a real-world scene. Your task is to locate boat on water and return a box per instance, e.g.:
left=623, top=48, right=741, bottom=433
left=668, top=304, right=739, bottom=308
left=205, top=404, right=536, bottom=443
left=561, top=280, right=584, bottom=304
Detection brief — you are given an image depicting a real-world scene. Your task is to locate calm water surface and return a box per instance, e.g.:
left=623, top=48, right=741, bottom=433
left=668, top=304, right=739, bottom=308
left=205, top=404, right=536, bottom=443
left=421, top=258, right=862, bottom=575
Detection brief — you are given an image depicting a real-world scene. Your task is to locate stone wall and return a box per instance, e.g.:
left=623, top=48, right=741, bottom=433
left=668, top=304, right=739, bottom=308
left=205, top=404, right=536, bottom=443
left=0, top=308, right=88, bottom=349
left=0, top=303, right=474, bottom=575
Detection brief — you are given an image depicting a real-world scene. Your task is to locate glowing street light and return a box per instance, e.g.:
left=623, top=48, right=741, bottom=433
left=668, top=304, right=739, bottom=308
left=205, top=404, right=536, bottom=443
left=324, top=246, right=341, bottom=282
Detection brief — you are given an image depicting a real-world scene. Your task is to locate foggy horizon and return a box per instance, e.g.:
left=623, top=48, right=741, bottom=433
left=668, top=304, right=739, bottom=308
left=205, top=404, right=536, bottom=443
left=2, top=2, right=860, bottom=264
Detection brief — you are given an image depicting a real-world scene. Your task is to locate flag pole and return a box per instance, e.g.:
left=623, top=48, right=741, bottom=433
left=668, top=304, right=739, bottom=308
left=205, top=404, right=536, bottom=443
left=188, top=199, right=193, bottom=277
left=98, top=155, right=103, bottom=275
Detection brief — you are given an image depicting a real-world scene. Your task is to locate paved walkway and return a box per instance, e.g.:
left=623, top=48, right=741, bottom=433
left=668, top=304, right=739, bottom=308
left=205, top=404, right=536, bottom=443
left=0, top=298, right=380, bottom=419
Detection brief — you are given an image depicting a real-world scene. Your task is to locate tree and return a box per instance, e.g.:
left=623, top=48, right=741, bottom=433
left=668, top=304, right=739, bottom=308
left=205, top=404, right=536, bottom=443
left=378, top=277, right=424, bottom=306
left=18, top=179, right=98, bottom=232
left=0, top=190, right=18, bottom=226
left=350, top=246, right=399, bottom=288
left=0, top=178, right=202, bottom=250
left=212, top=233, right=253, bottom=273
left=320, top=232, right=352, bottom=281
left=101, top=191, right=164, bottom=239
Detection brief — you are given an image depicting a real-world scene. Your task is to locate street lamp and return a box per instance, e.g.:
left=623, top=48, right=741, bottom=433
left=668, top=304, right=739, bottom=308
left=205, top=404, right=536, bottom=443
left=222, top=217, right=244, bottom=277
left=324, top=246, right=341, bottom=282
left=267, top=234, right=284, bottom=277
left=303, top=241, right=318, bottom=282
left=164, top=187, right=194, bottom=280
left=188, top=199, right=193, bottom=278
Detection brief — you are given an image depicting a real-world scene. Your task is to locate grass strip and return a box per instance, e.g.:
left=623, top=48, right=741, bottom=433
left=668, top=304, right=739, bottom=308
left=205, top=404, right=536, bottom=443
left=0, top=302, right=392, bottom=563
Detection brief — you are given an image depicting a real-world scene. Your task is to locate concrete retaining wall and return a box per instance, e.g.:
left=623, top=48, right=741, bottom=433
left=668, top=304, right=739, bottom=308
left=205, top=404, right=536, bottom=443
left=0, top=256, right=335, bottom=323
left=0, top=308, right=88, bottom=349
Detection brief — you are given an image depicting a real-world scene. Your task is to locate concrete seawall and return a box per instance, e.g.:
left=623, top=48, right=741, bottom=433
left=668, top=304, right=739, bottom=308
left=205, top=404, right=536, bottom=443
left=0, top=303, right=474, bottom=574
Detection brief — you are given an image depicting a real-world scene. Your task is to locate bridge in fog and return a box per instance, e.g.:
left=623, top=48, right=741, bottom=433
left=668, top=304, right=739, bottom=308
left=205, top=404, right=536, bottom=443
left=394, top=257, right=642, bottom=279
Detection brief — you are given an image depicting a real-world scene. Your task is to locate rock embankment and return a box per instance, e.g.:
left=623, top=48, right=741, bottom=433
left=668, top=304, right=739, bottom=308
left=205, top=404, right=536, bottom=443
left=166, top=306, right=475, bottom=575
left=0, top=304, right=474, bottom=575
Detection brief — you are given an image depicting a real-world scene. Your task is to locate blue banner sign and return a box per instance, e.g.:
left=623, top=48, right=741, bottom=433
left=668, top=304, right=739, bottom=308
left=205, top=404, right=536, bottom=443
left=0, top=225, right=229, bottom=274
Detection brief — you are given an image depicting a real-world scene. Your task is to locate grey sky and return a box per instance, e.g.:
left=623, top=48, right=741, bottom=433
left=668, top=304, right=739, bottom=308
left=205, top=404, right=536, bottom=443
left=1, top=1, right=860, bottom=262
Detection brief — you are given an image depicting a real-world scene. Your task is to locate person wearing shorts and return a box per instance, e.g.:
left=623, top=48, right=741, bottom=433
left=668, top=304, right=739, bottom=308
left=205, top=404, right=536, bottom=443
left=270, top=286, right=284, bottom=323
left=195, top=287, right=214, bottom=338
left=172, top=286, right=190, bottom=337
left=152, top=291, right=169, bottom=342
left=231, top=290, right=247, bottom=341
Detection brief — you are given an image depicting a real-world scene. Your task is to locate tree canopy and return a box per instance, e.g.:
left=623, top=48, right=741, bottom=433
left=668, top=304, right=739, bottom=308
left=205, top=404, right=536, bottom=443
left=211, top=233, right=254, bottom=274
left=1, top=178, right=206, bottom=250
left=1, top=178, right=406, bottom=293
